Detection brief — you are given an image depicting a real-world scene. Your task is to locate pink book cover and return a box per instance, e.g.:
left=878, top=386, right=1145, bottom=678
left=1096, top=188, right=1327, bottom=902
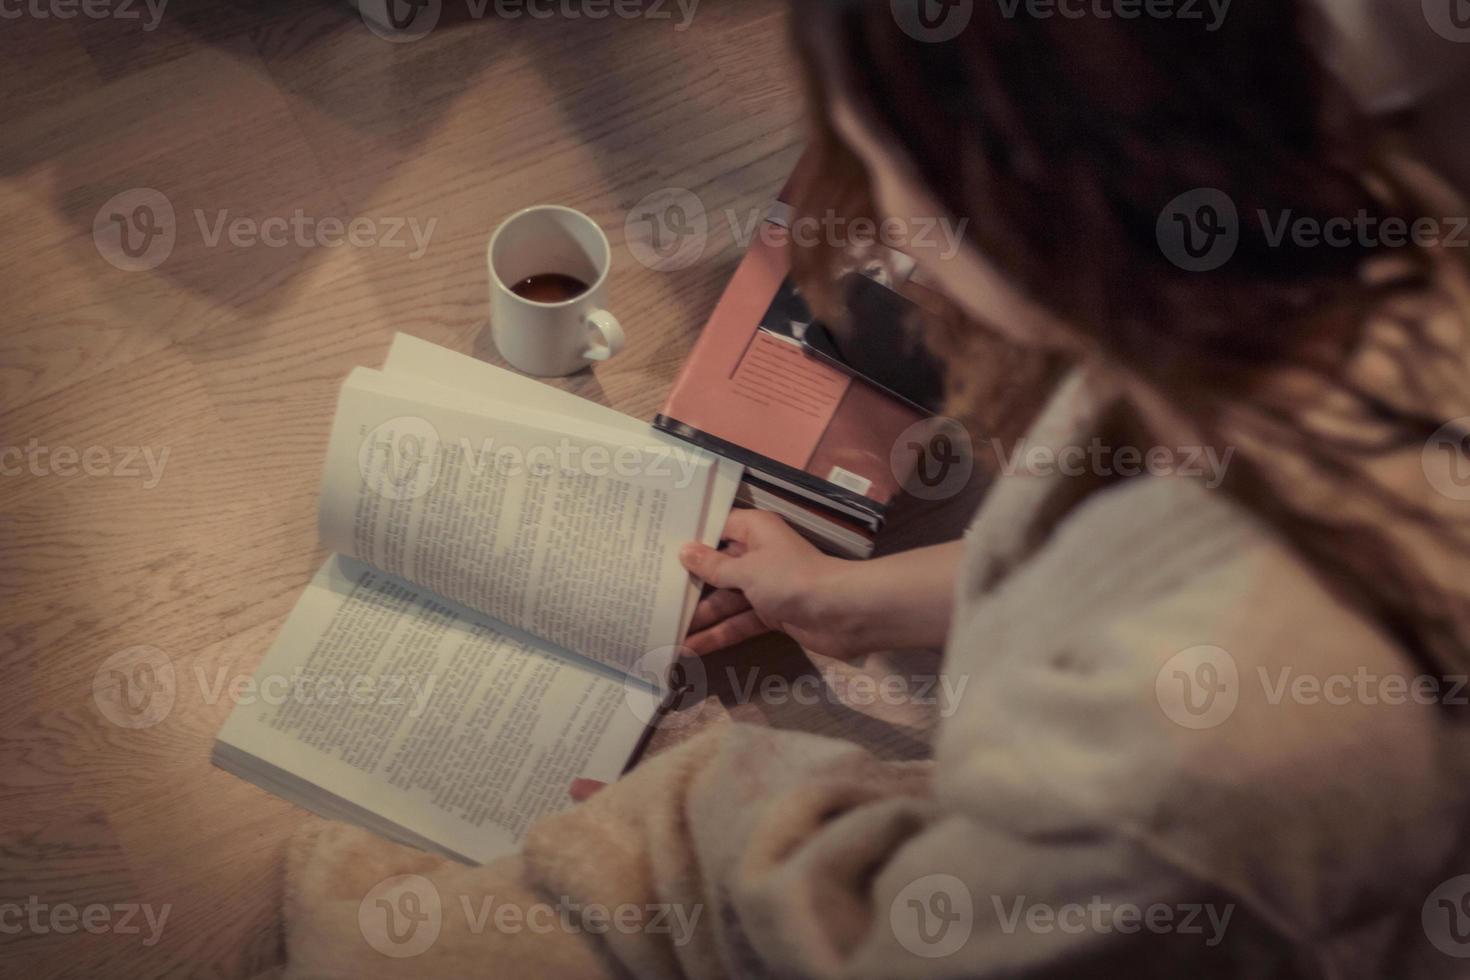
left=654, top=218, right=924, bottom=528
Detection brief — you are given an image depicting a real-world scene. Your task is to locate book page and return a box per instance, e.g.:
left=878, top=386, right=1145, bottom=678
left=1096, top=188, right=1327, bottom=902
left=319, top=367, right=710, bottom=678
left=379, top=333, right=743, bottom=641
left=216, top=555, right=661, bottom=865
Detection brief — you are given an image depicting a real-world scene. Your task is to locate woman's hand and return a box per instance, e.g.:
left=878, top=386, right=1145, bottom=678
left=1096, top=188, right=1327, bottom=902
left=679, top=509, right=863, bottom=657
left=681, top=511, right=965, bottom=658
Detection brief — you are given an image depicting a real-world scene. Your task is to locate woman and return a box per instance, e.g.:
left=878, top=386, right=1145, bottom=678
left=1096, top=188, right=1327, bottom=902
left=287, top=1, right=1470, bottom=975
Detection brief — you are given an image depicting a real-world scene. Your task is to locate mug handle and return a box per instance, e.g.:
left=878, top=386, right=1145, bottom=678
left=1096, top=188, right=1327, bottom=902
left=581, top=310, right=625, bottom=362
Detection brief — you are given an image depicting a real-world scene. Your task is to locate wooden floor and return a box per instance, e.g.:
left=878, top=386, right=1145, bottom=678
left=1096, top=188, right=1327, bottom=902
left=0, top=2, right=828, bottom=976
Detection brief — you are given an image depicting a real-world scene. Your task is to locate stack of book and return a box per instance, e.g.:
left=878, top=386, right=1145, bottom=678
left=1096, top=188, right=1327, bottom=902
left=654, top=196, right=933, bottom=559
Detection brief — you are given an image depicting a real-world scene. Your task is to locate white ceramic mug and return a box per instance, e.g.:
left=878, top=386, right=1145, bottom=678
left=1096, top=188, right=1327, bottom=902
left=487, top=205, right=625, bottom=377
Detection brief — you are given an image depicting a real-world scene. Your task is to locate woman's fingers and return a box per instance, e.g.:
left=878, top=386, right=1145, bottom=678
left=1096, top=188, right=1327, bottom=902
left=680, top=542, right=750, bottom=590
left=685, top=609, right=768, bottom=656
left=569, top=778, right=606, bottom=802
left=722, top=508, right=800, bottom=547
left=690, top=588, right=752, bottom=634
left=718, top=507, right=761, bottom=545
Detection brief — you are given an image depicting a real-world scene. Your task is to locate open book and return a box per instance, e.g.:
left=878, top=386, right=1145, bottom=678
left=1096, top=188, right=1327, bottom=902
left=213, top=334, right=741, bottom=864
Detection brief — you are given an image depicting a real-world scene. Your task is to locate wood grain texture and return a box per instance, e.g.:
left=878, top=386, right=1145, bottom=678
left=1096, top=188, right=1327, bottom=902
left=0, top=3, right=1000, bottom=976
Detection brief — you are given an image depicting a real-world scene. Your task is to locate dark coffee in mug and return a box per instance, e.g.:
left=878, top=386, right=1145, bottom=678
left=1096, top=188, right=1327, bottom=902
left=511, top=273, right=589, bottom=304
left=488, top=205, right=624, bottom=375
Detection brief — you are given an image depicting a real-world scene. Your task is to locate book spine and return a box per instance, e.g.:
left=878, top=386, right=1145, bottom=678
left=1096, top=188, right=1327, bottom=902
left=653, top=414, right=887, bottom=531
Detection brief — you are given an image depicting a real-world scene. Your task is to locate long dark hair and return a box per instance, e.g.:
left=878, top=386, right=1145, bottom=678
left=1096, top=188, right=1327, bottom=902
left=789, top=0, right=1470, bottom=677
